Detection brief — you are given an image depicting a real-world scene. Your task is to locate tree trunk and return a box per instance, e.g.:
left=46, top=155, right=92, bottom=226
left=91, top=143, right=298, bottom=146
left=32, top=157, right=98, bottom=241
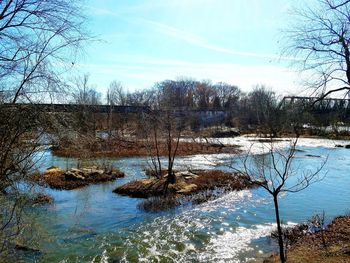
left=273, top=194, right=285, bottom=263
left=168, top=169, right=175, bottom=184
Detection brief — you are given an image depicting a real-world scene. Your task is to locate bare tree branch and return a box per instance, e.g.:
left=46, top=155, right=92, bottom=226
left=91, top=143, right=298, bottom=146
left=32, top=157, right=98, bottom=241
left=283, top=0, right=350, bottom=99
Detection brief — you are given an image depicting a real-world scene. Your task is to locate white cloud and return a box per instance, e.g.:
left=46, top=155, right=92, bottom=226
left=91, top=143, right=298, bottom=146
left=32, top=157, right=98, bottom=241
left=85, top=1, right=302, bottom=94
left=138, top=19, right=299, bottom=61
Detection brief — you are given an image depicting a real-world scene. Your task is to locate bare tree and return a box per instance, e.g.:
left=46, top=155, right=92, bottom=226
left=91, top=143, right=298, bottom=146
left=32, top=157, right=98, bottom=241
left=141, top=82, right=189, bottom=194
left=0, top=0, right=88, bottom=257
left=72, top=74, right=101, bottom=105
left=143, top=111, right=164, bottom=180
left=194, top=81, right=215, bottom=110
left=0, top=0, right=87, bottom=103
left=67, top=74, right=102, bottom=143
left=107, top=81, right=126, bottom=106
left=284, top=0, right=350, bottom=99
left=237, top=86, right=282, bottom=135
left=249, top=86, right=281, bottom=136
left=105, top=81, right=127, bottom=138
left=213, top=82, right=240, bottom=109
left=240, top=138, right=326, bottom=263
left=143, top=108, right=184, bottom=194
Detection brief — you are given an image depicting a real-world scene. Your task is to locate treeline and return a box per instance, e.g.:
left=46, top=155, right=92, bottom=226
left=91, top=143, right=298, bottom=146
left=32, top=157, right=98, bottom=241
left=69, top=76, right=350, bottom=136
left=72, top=76, right=240, bottom=111
left=68, top=76, right=276, bottom=131
left=113, top=79, right=240, bottom=111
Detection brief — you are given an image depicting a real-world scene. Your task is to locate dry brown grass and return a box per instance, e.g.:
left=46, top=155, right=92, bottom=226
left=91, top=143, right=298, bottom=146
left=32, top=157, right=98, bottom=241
left=42, top=167, right=125, bottom=190
left=123, top=170, right=256, bottom=212
left=187, top=170, right=253, bottom=192
left=265, top=216, right=350, bottom=263
left=114, top=170, right=254, bottom=198
left=52, top=138, right=241, bottom=158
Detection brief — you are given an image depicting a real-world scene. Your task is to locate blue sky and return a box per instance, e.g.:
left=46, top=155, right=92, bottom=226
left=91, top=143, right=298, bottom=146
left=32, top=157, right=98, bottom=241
left=80, top=0, right=305, bottom=95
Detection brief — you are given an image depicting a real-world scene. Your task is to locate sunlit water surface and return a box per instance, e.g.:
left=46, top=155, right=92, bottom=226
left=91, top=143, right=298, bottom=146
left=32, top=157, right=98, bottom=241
left=19, top=144, right=350, bottom=262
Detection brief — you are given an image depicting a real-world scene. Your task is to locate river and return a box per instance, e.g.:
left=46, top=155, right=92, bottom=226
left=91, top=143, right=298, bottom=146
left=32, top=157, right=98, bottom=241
left=20, top=139, right=350, bottom=262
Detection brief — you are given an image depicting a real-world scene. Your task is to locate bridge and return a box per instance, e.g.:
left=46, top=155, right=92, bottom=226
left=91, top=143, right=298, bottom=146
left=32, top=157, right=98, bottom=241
left=279, top=96, right=350, bottom=109
left=1, top=103, right=228, bottom=116
left=1, top=103, right=151, bottom=113
left=6, top=97, right=350, bottom=114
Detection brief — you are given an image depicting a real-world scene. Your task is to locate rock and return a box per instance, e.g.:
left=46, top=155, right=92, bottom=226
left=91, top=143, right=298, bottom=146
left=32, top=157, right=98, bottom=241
left=43, top=166, right=124, bottom=190
left=81, top=167, right=104, bottom=175
left=70, top=168, right=82, bottom=173
left=305, top=154, right=322, bottom=158
left=47, top=166, right=59, bottom=170
left=184, top=175, right=196, bottom=180
left=114, top=178, right=166, bottom=198
left=109, top=169, right=125, bottom=178
left=15, top=241, right=41, bottom=253
left=176, top=184, right=197, bottom=194
left=335, top=144, right=344, bottom=148
left=175, top=171, right=199, bottom=180
left=345, top=144, right=350, bottom=149
left=64, top=171, right=85, bottom=180
left=45, top=166, right=63, bottom=175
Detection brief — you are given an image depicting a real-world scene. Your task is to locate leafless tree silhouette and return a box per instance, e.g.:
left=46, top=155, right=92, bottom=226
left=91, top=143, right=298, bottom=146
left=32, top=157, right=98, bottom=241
left=0, top=0, right=88, bottom=257
left=240, top=138, right=326, bottom=263
left=284, top=0, right=350, bottom=100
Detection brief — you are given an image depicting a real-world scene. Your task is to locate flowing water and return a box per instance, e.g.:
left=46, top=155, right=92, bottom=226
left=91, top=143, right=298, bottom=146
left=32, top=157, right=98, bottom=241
left=20, top=143, right=350, bottom=262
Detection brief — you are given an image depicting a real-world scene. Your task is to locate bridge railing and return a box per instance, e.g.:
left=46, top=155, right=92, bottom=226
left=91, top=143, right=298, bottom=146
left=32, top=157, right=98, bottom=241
left=279, top=96, right=350, bottom=110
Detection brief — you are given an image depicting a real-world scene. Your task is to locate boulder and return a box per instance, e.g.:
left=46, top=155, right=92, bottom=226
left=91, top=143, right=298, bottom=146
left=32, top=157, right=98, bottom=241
left=114, top=178, right=165, bottom=198
left=45, top=166, right=64, bottom=175
left=109, top=168, right=124, bottom=177
left=81, top=167, right=104, bottom=175
left=47, top=166, right=59, bottom=170
left=70, top=168, right=83, bottom=173
left=64, top=170, right=85, bottom=180
left=175, top=171, right=199, bottom=180
left=176, top=184, right=198, bottom=194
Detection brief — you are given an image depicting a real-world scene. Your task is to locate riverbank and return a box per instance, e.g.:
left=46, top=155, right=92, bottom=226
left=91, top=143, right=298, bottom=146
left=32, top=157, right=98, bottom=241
left=265, top=216, right=350, bottom=262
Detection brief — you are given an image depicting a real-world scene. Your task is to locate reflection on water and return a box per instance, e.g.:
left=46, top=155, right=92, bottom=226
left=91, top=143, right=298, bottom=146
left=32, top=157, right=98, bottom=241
left=22, top=145, right=350, bottom=262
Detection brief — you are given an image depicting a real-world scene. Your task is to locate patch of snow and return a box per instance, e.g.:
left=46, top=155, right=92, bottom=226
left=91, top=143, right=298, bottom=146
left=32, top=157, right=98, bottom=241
left=183, top=136, right=349, bottom=155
